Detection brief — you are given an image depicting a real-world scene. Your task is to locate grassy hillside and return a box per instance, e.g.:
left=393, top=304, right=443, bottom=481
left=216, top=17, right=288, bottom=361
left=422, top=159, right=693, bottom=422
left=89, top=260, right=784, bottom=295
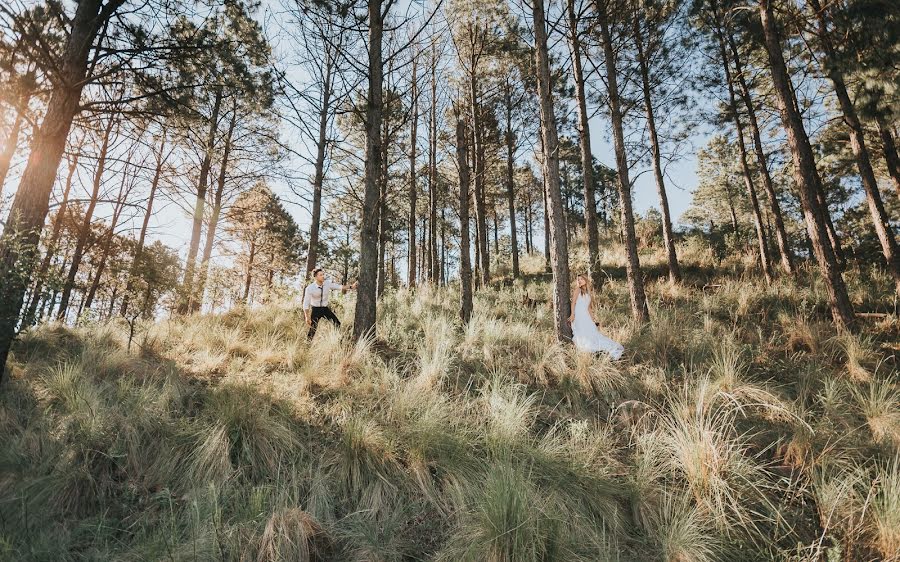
left=1, top=253, right=898, bottom=561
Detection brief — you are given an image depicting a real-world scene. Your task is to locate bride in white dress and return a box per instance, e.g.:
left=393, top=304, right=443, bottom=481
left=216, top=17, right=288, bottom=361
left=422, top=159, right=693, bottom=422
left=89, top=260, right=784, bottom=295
left=568, top=274, right=624, bottom=360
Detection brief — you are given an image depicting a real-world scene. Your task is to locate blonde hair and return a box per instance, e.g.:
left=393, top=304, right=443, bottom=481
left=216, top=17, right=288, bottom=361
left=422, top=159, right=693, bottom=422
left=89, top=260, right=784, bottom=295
left=573, top=273, right=593, bottom=298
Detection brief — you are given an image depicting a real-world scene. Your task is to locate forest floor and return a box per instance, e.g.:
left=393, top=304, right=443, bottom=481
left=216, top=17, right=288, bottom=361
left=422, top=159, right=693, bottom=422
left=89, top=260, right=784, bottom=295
left=1, top=250, right=899, bottom=561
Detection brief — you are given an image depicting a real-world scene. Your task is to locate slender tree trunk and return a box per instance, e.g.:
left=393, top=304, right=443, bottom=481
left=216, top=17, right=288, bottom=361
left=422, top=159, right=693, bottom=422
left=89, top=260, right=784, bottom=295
left=82, top=177, right=130, bottom=313
left=492, top=207, right=499, bottom=255
left=353, top=0, right=385, bottom=341
left=57, top=114, right=119, bottom=320
left=525, top=187, right=533, bottom=254
left=306, top=61, right=333, bottom=279
left=377, top=190, right=388, bottom=296
left=0, top=0, right=114, bottom=378
left=470, top=125, right=481, bottom=288
left=427, top=48, right=439, bottom=283
left=566, top=2, right=602, bottom=287
left=179, top=85, right=223, bottom=314
left=504, top=83, right=520, bottom=279
left=726, top=33, right=795, bottom=274
left=599, top=16, right=650, bottom=323
left=121, top=131, right=166, bottom=317
left=377, top=65, right=392, bottom=298
left=874, top=114, right=900, bottom=200
left=440, top=207, right=447, bottom=285
left=22, top=152, right=79, bottom=327
left=0, top=78, right=32, bottom=198
left=534, top=0, right=573, bottom=341
left=243, top=239, right=256, bottom=303
left=808, top=0, right=900, bottom=293
left=469, top=68, right=490, bottom=286
left=408, top=56, right=418, bottom=288
left=542, top=173, right=551, bottom=272
left=758, top=0, right=853, bottom=330
left=816, top=182, right=844, bottom=266
left=419, top=215, right=428, bottom=282
left=714, top=25, right=773, bottom=283
left=195, top=111, right=237, bottom=311
left=456, top=110, right=473, bottom=323
left=725, top=182, right=739, bottom=235
left=106, top=283, right=118, bottom=320
left=633, top=15, right=681, bottom=284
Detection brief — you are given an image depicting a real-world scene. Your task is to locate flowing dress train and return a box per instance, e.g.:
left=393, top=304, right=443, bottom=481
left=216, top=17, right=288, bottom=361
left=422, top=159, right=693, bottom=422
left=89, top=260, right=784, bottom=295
left=571, top=293, right=624, bottom=360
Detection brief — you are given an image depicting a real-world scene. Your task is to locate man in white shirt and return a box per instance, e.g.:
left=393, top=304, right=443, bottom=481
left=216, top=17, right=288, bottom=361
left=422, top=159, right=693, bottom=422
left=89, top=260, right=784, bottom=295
left=303, top=268, right=357, bottom=339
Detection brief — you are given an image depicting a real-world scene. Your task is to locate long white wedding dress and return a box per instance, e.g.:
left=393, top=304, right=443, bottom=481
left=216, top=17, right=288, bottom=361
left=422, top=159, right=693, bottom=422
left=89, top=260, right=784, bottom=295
left=571, top=292, right=624, bottom=360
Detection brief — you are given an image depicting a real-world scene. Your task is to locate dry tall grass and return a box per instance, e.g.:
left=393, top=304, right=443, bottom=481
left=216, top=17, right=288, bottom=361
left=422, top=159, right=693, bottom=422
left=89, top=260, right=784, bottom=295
left=0, top=250, right=896, bottom=560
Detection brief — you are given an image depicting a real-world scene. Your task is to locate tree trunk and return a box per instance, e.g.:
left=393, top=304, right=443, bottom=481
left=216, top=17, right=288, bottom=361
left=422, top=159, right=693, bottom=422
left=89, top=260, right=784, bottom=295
left=440, top=207, right=447, bottom=285
left=456, top=111, right=473, bottom=323
left=566, top=3, right=603, bottom=287
left=57, top=114, right=119, bottom=320
left=633, top=14, right=681, bottom=284
left=534, top=0, right=573, bottom=342
left=714, top=24, right=774, bottom=284
left=542, top=173, right=551, bottom=272
left=82, top=174, right=130, bottom=314
left=726, top=32, right=795, bottom=274
left=808, top=0, right=900, bottom=294
left=353, top=0, right=385, bottom=341
left=0, top=0, right=114, bottom=379
left=243, top=238, right=256, bottom=303
left=492, top=207, right=499, bottom=254
left=504, top=83, right=520, bottom=279
left=469, top=70, right=490, bottom=286
left=758, top=0, right=853, bottom=330
left=306, top=60, right=333, bottom=279
left=816, top=181, right=844, bottom=266
left=599, top=16, right=650, bottom=323
left=121, top=131, right=166, bottom=317
left=525, top=187, right=533, bottom=254
left=179, top=84, right=223, bottom=314
left=377, top=190, right=388, bottom=297
left=428, top=51, right=439, bottom=284
left=195, top=111, right=237, bottom=311
left=408, top=55, right=418, bottom=288
left=22, top=152, right=78, bottom=327
left=0, top=80, right=31, bottom=198
left=874, top=113, right=900, bottom=200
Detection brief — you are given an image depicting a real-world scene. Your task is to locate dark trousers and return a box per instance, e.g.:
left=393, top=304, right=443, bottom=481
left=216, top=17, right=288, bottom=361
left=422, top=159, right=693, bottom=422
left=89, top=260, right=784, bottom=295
left=308, top=306, right=340, bottom=339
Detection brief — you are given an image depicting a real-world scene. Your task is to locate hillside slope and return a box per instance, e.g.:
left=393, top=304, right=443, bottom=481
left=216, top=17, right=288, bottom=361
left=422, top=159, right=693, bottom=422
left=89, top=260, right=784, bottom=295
left=1, top=265, right=898, bottom=561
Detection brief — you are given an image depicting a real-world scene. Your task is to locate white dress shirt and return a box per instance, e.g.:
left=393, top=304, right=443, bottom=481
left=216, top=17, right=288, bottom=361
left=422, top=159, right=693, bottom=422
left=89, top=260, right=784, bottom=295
left=303, top=280, right=344, bottom=309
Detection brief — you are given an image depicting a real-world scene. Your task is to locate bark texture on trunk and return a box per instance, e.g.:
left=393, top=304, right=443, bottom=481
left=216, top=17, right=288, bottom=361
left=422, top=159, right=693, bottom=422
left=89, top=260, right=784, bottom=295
left=0, top=74, right=32, bottom=197
left=504, top=80, right=520, bottom=279
left=874, top=113, right=900, bottom=200
left=633, top=14, right=681, bottom=284
left=22, top=152, right=78, bottom=327
left=726, top=31, right=795, bottom=274
left=408, top=56, right=418, bottom=288
left=758, top=0, right=854, bottom=330
left=456, top=112, right=473, bottom=324
left=179, top=85, right=223, bottom=314
left=57, top=114, right=119, bottom=320
left=0, top=0, right=113, bottom=379
left=195, top=111, right=237, bottom=312
left=567, top=0, right=603, bottom=288
left=808, top=0, right=900, bottom=294
left=599, top=16, right=650, bottom=323
left=715, top=24, right=773, bottom=283
left=306, top=60, right=333, bottom=279
left=470, top=79, right=490, bottom=286
left=534, top=0, right=573, bottom=342
left=353, top=0, right=385, bottom=341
